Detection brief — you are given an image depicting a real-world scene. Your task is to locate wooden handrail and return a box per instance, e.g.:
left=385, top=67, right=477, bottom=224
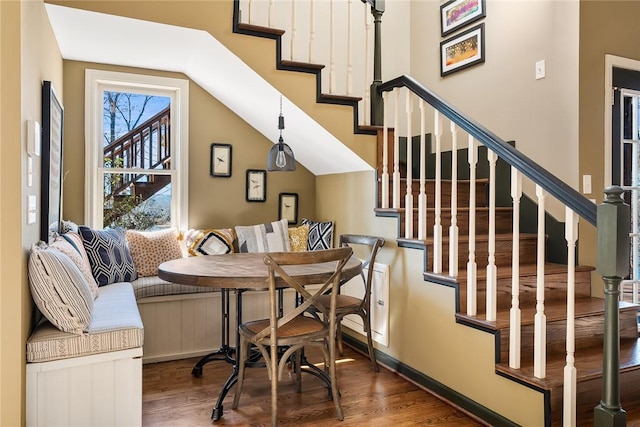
left=378, top=75, right=597, bottom=226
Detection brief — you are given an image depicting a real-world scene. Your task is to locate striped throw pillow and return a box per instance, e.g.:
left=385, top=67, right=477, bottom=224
left=28, top=243, right=94, bottom=334
left=235, top=219, right=291, bottom=253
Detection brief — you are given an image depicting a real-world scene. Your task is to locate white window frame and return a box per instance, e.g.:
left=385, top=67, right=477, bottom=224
left=84, top=69, right=189, bottom=230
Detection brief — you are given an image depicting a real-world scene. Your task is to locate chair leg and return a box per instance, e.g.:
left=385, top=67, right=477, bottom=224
left=232, top=336, right=248, bottom=409
left=270, top=344, right=279, bottom=427
left=295, top=349, right=302, bottom=393
left=336, top=318, right=345, bottom=356
left=362, top=313, right=379, bottom=372
left=327, top=331, right=344, bottom=420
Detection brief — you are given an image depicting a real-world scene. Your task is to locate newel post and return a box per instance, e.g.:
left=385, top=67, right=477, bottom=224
left=363, top=0, right=384, bottom=126
left=594, top=186, right=629, bottom=427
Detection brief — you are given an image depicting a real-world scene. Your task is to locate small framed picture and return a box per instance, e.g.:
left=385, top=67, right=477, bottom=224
left=440, top=0, right=486, bottom=37
left=440, top=23, right=485, bottom=77
left=279, top=193, right=298, bottom=225
left=210, top=143, right=232, bottom=177
left=246, top=169, right=266, bottom=202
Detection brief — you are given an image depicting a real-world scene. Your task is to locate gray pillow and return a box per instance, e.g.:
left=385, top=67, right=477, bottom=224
left=28, top=243, right=94, bottom=334
left=235, top=219, right=291, bottom=253
left=78, top=226, right=138, bottom=286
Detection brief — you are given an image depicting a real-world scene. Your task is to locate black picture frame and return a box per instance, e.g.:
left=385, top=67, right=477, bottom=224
left=41, top=80, right=64, bottom=243
left=440, top=23, right=485, bottom=77
left=279, top=192, right=298, bottom=225
left=440, top=0, right=486, bottom=37
left=210, top=143, right=232, bottom=177
left=246, top=169, right=266, bottom=202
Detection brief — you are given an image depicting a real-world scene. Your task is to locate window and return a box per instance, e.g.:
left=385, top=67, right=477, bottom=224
left=85, top=70, right=188, bottom=231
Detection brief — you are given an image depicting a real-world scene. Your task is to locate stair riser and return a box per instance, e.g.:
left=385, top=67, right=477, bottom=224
left=427, top=236, right=539, bottom=271
left=379, top=180, right=489, bottom=209
left=499, top=309, right=639, bottom=364
left=400, top=209, right=513, bottom=236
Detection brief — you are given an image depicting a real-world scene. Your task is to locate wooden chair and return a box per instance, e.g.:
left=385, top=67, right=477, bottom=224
left=315, top=234, right=384, bottom=372
left=231, top=247, right=353, bottom=426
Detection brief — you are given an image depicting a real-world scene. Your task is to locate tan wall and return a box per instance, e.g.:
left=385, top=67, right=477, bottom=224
left=578, top=1, right=640, bottom=291
left=62, top=62, right=316, bottom=229
left=1, top=0, right=63, bottom=425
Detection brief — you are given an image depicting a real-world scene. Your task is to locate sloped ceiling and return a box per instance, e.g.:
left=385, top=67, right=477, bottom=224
left=44, top=3, right=373, bottom=176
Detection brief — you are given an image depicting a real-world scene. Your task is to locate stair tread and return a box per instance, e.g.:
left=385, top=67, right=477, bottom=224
left=280, top=59, right=325, bottom=70
left=320, top=93, right=363, bottom=102
left=237, top=22, right=285, bottom=36
left=429, top=262, right=596, bottom=283
left=375, top=206, right=513, bottom=214
left=495, top=337, right=640, bottom=391
left=456, top=297, right=639, bottom=331
left=398, top=232, right=538, bottom=247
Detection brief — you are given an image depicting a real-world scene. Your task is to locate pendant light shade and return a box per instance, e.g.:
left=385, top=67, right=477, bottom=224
left=267, top=96, right=296, bottom=172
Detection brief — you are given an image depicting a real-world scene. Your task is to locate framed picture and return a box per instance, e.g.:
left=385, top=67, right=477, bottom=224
left=279, top=193, right=298, bottom=225
left=440, top=23, right=485, bottom=77
left=246, top=169, right=266, bottom=202
left=210, top=143, right=232, bottom=177
left=41, top=80, right=64, bottom=243
left=440, top=0, right=486, bottom=37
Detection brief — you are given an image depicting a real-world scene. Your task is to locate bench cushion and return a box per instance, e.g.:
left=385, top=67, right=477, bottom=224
left=27, top=282, right=143, bottom=363
left=131, top=275, right=216, bottom=299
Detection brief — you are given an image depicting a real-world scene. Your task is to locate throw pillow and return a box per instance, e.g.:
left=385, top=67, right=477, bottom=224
left=78, top=226, right=138, bottom=286
left=125, top=228, right=184, bottom=277
left=50, top=234, right=100, bottom=299
left=184, top=228, right=236, bottom=256
left=288, top=224, right=309, bottom=252
left=28, top=243, right=94, bottom=334
left=301, top=218, right=334, bottom=251
left=235, top=219, right=291, bottom=253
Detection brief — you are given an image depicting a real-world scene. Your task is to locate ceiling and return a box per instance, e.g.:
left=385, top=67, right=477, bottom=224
left=44, top=3, right=373, bottom=176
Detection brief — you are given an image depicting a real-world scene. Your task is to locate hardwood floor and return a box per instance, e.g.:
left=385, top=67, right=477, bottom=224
left=142, top=345, right=486, bottom=426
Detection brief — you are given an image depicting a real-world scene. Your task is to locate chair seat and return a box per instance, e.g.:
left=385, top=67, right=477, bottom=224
left=316, top=294, right=361, bottom=310
left=242, top=315, right=327, bottom=340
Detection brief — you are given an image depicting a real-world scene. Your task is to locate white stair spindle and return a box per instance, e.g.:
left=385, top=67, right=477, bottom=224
left=346, top=0, right=353, bottom=95
left=509, top=167, right=522, bottom=369
left=632, top=137, right=639, bottom=304
left=381, top=91, right=389, bottom=209
left=467, top=136, right=478, bottom=316
left=268, top=0, right=274, bottom=28
left=449, top=122, right=459, bottom=277
left=308, top=0, right=315, bottom=63
left=534, top=185, right=547, bottom=379
left=418, top=100, right=427, bottom=240
left=433, top=111, right=443, bottom=274
left=248, top=0, right=254, bottom=24
left=405, top=92, right=414, bottom=239
left=290, top=0, right=296, bottom=61
left=563, top=208, right=579, bottom=427
left=392, top=88, right=401, bottom=209
left=329, top=0, right=336, bottom=94
left=363, top=6, right=371, bottom=126
left=486, top=149, right=497, bottom=322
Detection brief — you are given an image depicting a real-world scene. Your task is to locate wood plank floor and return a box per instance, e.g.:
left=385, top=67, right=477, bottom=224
left=142, top=345, right=487, bottom=426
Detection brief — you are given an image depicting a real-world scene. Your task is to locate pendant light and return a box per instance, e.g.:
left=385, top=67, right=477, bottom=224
left=267, top=96, right=296, bottom=172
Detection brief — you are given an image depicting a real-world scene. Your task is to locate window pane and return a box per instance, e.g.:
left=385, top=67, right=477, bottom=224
left=102, top=91, right=171, bottom=170
left=103, top=171, right=172, bottom=231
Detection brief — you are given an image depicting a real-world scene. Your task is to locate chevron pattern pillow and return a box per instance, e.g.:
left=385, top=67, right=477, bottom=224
left=78, top=226, right=138, bottom=286
left=301, top=218, right=334, bottom=251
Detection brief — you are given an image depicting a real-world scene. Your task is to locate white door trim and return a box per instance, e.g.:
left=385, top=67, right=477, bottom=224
left=604, top=55, right=640, bottom=187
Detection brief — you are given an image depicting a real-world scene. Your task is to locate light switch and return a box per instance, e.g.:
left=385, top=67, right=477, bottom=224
left=535, top=60, right=546, bottom=80
left=583, top=175, right=592, bottom=194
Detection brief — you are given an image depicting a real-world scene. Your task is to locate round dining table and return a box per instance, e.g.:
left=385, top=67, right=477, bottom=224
left=157, top=252, right=362, bottom=421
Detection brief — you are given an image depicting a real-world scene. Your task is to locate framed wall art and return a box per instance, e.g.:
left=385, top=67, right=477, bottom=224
left=41, top=80, right=64, bottom=243
left=278, top=192, right=298, bottom=224
left=440, top=23, right=485, bottom=77
left=246, top=169, right=266, bottom=202
left=210, top=143, right=232, bottom=177
left=440, top=0, right=486, bottom=37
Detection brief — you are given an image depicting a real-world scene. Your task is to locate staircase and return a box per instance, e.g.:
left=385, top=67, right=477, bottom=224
left=230, top=1, right=640, bottom=425
left=103, top=106, right=171, bottom=204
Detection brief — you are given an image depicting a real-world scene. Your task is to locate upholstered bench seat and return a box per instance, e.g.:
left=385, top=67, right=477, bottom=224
left=27, top=282, right=143, bottom=363
left=131, top=275, right=216, bottom=300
